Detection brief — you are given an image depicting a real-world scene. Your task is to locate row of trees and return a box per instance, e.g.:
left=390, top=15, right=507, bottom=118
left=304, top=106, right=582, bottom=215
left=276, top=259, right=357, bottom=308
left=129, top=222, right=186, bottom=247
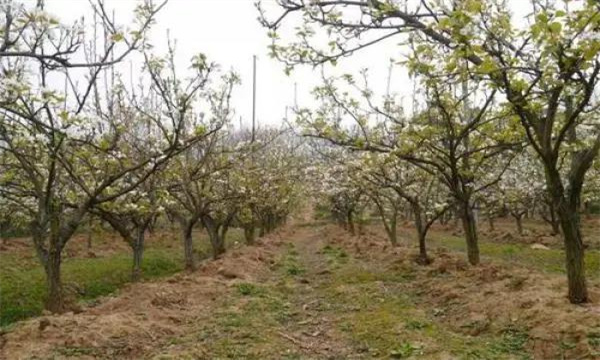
left=312, top=145, right=599, bottom=262
left=261, top=0, right=600, bottom=303
left=0, top=0, right=304, bottom=313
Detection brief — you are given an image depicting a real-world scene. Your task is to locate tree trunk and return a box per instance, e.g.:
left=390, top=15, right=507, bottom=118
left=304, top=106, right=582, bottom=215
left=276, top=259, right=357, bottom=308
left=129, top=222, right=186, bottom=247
left=244, top=224, right=255, bottom=245
left=210, top=233, right=226, bottom=259
left=387, top=218, right=398, bottom=247
left=557, top=204, right=588, bottom=303
left=204, top=222, right=226, bottom=260
left=544, top=160, right=589, bottom=304
left=417, top=231, right=430, bottom=265
left=87, top=221, right=93, bottom=250
left=1, top=223, right=8, bottom=245
left=181, top=221, right=196, bottom=271
left=583, top=201, right=592, bottom=218
left=413, top=204, right=430, bottom=265
left=374, top=198, right=398, bottom=246
left=514, top=214, right=523, bottom=236
left=347, top=211, right=355, bottom=235
left=488, top=216, right=495, bottom=231
left=131, top=228, right=144, bottom=282
left=45, top=245, right=65, bottom=313
left=543, top=202, right=561, bottom=236
left=551, top=222, right=560, bottom=236
left=268, top=214, right=276, bottom=233
left=460, top=203, right=480, bottom=265
left=551, top=213, right=561, bottom=236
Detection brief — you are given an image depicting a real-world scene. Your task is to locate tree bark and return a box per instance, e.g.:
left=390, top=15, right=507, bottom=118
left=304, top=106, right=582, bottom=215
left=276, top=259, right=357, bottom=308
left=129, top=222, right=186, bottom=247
left=417, top=230, right=430, bottom=265
left=583, top=201, right=592, bottom=219
left=460, top=202, right=480, bottom=265
left=544, top=159, right=589, bottom=303
left=551, top=220, right=561, bottom=236
left=44, top=243, right=65, bottom=313
left=208, top=230, right=226, bottom=259
left=181, top=220, right=196, bottom=271
left=542, top=201, right=561, bottom=236
left=203, top=217, right=227, bottom=260
left=87, top=220, right=93, bottom=250
left=488, top=216, right=495, bottom=231
left=557, top=204, right=588, bottom=303
left=387, top=218, right=398, bottom=247
left=346, top=211, right=355, bottom=235
left=514, top=214, right=523, bottom=236
left=131, top=228, right=144, bottom=282
left=259, top=224, right=266, bottom=237
left=374, top=197, right=399, bottom=246
left=244, top=224, right=256, bottom=245
left=413, top=204, right=430, bottom=265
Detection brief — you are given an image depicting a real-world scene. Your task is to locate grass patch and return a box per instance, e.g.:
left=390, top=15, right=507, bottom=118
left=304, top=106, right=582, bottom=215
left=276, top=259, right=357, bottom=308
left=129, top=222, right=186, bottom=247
left=489, top=326, right=531, bottom=358
left=429, top=233, right=600, bottom=279
left=318, top=248, right=534, bottom=359
left=54, top=346, right=102, bottom=357
left=273, top=243, right=305, bottom=277
left=236, top=282, right=264, bottom=296
left=0, top=249, right=182, bottom=326
left=389, top=342, right=424, bottom=358
left=0, top=229, right=243, bottom=326
left=171, top=278, right=295, bottom=359
left=320, top=244, right=349, bottom=268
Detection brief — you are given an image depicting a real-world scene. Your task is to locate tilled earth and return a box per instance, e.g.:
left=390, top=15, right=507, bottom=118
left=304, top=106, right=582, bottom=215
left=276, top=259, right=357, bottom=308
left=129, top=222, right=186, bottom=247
left=1, top=223, right=599, bottom=359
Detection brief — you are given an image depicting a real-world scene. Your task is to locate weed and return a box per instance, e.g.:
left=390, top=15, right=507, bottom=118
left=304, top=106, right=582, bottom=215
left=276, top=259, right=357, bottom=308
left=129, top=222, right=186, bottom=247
left=560, top=340, right=577, bottom=350
left=277, top=245, right=305, bottom=276
left=589, top=330, right=600, bottom=349
left=405, top=320, right=429, bottom=330
left=490, top=325, right=529, bottom=354
left=286, top=263, right=305, bottom=276
left=55, top=346, right=100, bottom=357
left=390, top=342, right=423, bottom=358
left=236, top=282, right=263, bottom=296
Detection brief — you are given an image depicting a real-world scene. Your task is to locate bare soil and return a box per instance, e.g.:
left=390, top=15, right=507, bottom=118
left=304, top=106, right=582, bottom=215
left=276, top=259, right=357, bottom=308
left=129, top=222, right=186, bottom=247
left=1, top=222, right=599, bottom=359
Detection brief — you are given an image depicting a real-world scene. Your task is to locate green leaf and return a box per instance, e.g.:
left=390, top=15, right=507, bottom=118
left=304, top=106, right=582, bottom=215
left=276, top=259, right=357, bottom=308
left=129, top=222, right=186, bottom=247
left=477, top=58, right=497, bottom=74
left=58, top=110, right=69, bottom=121
left=194, top=125, right=207, bottom=136
left=548, top=22, right=562, bottom=34
left=111, top=32, right=124, bottom=42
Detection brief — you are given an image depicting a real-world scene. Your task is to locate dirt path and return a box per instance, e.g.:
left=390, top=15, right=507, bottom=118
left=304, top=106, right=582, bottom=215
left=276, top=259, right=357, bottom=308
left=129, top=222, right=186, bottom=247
left=2, top=223, right=600, bottom=359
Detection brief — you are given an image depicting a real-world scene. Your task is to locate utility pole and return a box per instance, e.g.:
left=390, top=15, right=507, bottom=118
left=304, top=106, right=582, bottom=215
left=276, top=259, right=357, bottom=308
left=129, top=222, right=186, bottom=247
left=294, top=82, right=298, bottom=108
left=378, top=60, right=394, bottom=122
left=385, top=60, right=393, bottom=98
left=252, top=55, right=257, bottom=143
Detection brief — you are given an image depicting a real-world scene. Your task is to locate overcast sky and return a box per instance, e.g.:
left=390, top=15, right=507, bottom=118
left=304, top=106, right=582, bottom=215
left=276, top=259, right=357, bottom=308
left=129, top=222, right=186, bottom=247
left=33, top=0, right=403, bottom=129
left=35, top=0, right=536, bottom=129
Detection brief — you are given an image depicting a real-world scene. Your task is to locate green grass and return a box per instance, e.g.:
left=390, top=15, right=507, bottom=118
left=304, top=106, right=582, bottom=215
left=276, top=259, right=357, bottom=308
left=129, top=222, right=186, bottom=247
left=159, top=279, right=296, bottom=359
left=0, top=249, right=182, bottom=326
left=320, top=244, right=349, bottom=268
left=0, top=229, right=243, bottom=327
left=273, top=242, right=306, bottom=277
left=321, top=256, right=531, bottom=359
left=428, top=232, right=600, bottom=280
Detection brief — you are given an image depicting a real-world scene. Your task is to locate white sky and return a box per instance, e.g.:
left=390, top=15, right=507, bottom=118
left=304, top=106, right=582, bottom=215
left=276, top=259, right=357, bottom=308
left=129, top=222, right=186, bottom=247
left=34, top=0, right=533, bottom=129
left=34, top=0, right=404, bottom=129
